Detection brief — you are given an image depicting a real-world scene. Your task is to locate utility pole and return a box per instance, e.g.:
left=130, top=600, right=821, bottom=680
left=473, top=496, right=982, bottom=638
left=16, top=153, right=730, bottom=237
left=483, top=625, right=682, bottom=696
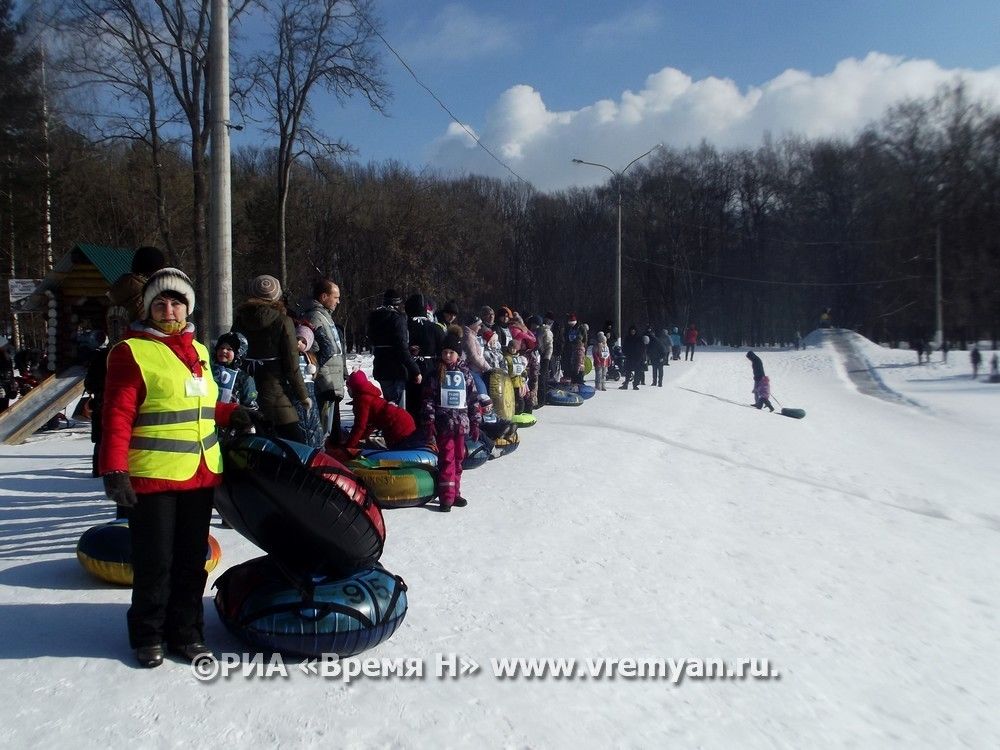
left=934, top=225, right=943, bottom=348
left=571, top=145, right=662, bottom=344
left=208, top=0, right=233, bottom=343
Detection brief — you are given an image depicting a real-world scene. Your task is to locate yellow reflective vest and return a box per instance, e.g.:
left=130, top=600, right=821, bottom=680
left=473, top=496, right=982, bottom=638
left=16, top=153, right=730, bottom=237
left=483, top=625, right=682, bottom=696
left=123, top=337, right=222, bottom=481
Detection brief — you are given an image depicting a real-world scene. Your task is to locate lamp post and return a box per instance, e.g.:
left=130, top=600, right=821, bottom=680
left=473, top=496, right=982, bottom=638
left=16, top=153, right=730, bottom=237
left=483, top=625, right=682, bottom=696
left=572, top=145, right=661, bottom=344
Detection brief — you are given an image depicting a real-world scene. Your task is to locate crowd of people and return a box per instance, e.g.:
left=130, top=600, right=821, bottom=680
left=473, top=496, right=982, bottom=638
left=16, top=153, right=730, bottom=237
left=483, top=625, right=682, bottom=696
left=6, top=248, right=999, bottom=668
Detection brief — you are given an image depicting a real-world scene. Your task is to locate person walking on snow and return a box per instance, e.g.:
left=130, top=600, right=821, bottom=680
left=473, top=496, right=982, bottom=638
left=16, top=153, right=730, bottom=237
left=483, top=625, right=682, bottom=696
left=746, top=350, right=774, bottom=412
left=683, top=323, right=698, bottom=361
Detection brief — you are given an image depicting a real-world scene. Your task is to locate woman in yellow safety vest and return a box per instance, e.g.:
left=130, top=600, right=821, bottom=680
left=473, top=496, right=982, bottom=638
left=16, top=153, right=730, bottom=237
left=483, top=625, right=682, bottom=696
left=100, top=267, right=252, bottom=668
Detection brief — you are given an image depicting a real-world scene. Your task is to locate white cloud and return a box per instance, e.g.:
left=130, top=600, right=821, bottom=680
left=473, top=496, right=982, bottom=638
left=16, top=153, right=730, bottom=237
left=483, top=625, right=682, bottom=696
left=578, top=4, right=665, bottom=49
left=402, top=3, right=520, bottom=62
left=427, top=53, right=1000, bottom=191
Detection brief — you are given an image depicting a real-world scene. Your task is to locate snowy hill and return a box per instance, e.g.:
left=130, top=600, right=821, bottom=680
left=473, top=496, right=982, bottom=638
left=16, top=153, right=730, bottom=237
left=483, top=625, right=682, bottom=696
left=1, top=335, right=998, bottom=748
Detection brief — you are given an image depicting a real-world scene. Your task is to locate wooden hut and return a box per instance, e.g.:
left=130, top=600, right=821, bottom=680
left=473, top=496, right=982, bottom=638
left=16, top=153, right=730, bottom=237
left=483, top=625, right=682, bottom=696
left=14, top=244, right=134, bottom=372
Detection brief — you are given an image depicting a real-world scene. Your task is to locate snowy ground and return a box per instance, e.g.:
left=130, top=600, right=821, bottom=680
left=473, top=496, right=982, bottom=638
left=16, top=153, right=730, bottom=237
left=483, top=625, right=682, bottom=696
left=1, top=333, right=998, bottom=748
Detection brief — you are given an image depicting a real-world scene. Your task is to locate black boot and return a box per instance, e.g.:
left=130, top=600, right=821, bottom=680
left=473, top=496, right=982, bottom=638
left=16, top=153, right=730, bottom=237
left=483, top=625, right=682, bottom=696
left=136, top=644, right=164, bottom=668
left=454, top=496, right=468, bottom=507
left=168, top=642, right=212, bottom=663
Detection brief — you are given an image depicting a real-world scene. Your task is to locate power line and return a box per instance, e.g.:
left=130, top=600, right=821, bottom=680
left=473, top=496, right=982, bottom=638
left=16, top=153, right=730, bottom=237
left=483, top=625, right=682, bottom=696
left=349, top=1, right=530, bottom=186
left=623, top=254, right=924, bottom=288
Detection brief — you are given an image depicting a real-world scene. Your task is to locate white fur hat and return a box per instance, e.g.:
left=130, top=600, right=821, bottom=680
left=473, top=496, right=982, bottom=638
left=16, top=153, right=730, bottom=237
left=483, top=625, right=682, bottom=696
left=142, top=268, right=195, bottom=317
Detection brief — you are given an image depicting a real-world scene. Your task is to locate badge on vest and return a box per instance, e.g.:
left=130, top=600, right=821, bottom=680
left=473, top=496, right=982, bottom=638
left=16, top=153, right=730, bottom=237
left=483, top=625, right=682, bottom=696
left=441, top=370, right=467, bottom=409
left=216, top=367, right=238, bottom=403
left=185, top=376, right=210, bottom=398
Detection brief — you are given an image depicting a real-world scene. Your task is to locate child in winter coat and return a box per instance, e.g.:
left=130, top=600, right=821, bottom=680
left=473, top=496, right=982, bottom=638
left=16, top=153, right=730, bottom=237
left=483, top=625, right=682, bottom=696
left=481, top=327, right=504, bottom=370
left=294, top=324, right=324, bottom=447
left=504, top=339, right=529, bottom=413
left=591, top=331, right=611, bottom=391
left=332, top=370, right=420, bottom=460
left=422, top=325, right=481, bottom=512
left=211, top=332, right=259, bottom=409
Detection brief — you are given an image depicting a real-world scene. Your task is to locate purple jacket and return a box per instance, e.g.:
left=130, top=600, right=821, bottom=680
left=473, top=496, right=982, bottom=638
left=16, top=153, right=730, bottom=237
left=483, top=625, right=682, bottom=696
left=421, top=358, right=481, bottom=439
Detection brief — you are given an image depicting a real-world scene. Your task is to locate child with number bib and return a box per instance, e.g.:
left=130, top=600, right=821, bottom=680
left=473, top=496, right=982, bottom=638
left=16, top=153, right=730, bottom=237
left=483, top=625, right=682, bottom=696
left=504, top=339, right=529, bottom=414
left=211, top=332, right=259, bottom=409
left=422, top=325, right=481, bottom=512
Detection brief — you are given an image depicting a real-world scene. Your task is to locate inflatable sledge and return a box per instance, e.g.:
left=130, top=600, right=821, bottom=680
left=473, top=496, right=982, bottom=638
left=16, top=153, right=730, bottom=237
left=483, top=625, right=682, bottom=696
left=511, top=413, right=537, bottom=427
left=481, top=417, right=515, bottom=441
left=218, top=436, right=384, bottom=573
left=463, top=437, right=491, bottom=469
left=492, top=429, right=520, bottom=455
left=350, top=457, right=436, bottom=509
left=214, top=555, right=407, bottom=658
left=487, top=369, right=516, bottom=421
left=546, top=388, right=584, bottom=406
left=779, top=407, right=806, bottom=419
left=77, top=519, right=221, bottom=586
left=359, top=447, right=437, bottom=469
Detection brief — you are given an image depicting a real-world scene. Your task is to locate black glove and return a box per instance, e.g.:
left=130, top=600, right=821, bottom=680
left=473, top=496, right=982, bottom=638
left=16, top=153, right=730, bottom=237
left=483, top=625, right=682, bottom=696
left=103, top=471, right=138, bottom=508
left=228, top=407, right=254, bottom=433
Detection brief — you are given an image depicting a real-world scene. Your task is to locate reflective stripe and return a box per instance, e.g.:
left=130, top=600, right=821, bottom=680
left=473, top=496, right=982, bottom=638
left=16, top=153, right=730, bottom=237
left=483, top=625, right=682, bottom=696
left=130, top=436, right=202, bottom=454
left=129, top=431, right=219, bottom=453
left=133, top=406, right=215, bottom=427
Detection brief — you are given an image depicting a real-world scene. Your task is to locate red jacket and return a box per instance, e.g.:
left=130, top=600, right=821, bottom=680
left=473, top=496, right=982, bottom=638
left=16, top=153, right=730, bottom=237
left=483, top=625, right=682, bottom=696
left=683, top=327, right=699, bottom=345
left=344, top=370, right=417, bottom=450
left=99, top=324, right=239, bottom=494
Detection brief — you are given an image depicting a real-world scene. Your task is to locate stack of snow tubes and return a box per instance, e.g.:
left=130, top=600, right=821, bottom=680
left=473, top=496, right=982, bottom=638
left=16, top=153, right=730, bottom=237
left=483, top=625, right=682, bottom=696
left=213, top=435, right=408, bottom=658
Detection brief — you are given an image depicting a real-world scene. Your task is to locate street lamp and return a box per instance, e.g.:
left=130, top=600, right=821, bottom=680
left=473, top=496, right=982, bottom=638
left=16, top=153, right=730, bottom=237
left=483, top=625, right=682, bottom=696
left=572, top=144, right=662, bottom=344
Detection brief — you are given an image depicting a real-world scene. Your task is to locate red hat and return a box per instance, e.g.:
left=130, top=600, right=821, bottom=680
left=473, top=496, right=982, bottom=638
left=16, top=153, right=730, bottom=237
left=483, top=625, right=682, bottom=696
left=568, top=312, right=577, bottom=322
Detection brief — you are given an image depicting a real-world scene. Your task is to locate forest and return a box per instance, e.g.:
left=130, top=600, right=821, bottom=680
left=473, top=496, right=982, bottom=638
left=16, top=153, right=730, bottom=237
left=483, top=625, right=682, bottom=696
left=2, top=1, right=998, bottom=349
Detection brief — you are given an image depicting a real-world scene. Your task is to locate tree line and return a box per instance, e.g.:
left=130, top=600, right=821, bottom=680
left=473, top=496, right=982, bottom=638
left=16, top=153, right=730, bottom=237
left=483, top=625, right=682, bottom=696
left=2, top=1, right=998, bottom=350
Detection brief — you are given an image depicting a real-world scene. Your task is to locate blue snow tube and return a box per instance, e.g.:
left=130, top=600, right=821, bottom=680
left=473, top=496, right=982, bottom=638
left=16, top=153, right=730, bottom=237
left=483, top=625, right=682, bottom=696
left=463, top=437, right=490, bottom=469
left=546, top=388, right=584, bottom=406
left=359, top=448, right=438, bottom=469
left=214, top=555, right=408, bottom=658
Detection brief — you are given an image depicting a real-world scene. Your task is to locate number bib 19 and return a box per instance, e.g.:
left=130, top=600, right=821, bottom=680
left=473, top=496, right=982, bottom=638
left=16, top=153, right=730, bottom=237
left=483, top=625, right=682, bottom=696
left=441, top=370, right=467, bottom=409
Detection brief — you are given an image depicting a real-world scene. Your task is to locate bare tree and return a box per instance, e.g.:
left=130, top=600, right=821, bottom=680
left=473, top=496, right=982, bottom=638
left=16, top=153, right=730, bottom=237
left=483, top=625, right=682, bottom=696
left=53, top=0, right=253, bottom=327
left=253, top=0, right=388, bottom=287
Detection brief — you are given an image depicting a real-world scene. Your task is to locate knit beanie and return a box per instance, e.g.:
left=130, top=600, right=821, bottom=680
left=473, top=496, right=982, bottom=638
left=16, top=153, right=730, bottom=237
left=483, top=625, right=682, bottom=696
left=249, top=274, right=282, bottom=302
left=443, top=300, right=460, bottom=316
left=383, top=288, right=402, bottom=306
left=295, top=324, right=315, bottom=350
left=142, top=268, right=195, bottom=318
left=464, top=313, right=482, bottom=328
left=442, top=324, right=464, bottom=356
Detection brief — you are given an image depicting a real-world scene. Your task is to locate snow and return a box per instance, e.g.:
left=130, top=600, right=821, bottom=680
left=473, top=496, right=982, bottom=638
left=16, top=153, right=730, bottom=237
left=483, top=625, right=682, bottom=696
left=1, top=332, right=998, bottom=748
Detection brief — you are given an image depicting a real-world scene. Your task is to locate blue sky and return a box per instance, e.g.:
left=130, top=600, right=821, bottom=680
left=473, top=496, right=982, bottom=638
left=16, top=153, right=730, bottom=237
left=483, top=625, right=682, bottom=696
left=235, top=1, right=1000, bottom=190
